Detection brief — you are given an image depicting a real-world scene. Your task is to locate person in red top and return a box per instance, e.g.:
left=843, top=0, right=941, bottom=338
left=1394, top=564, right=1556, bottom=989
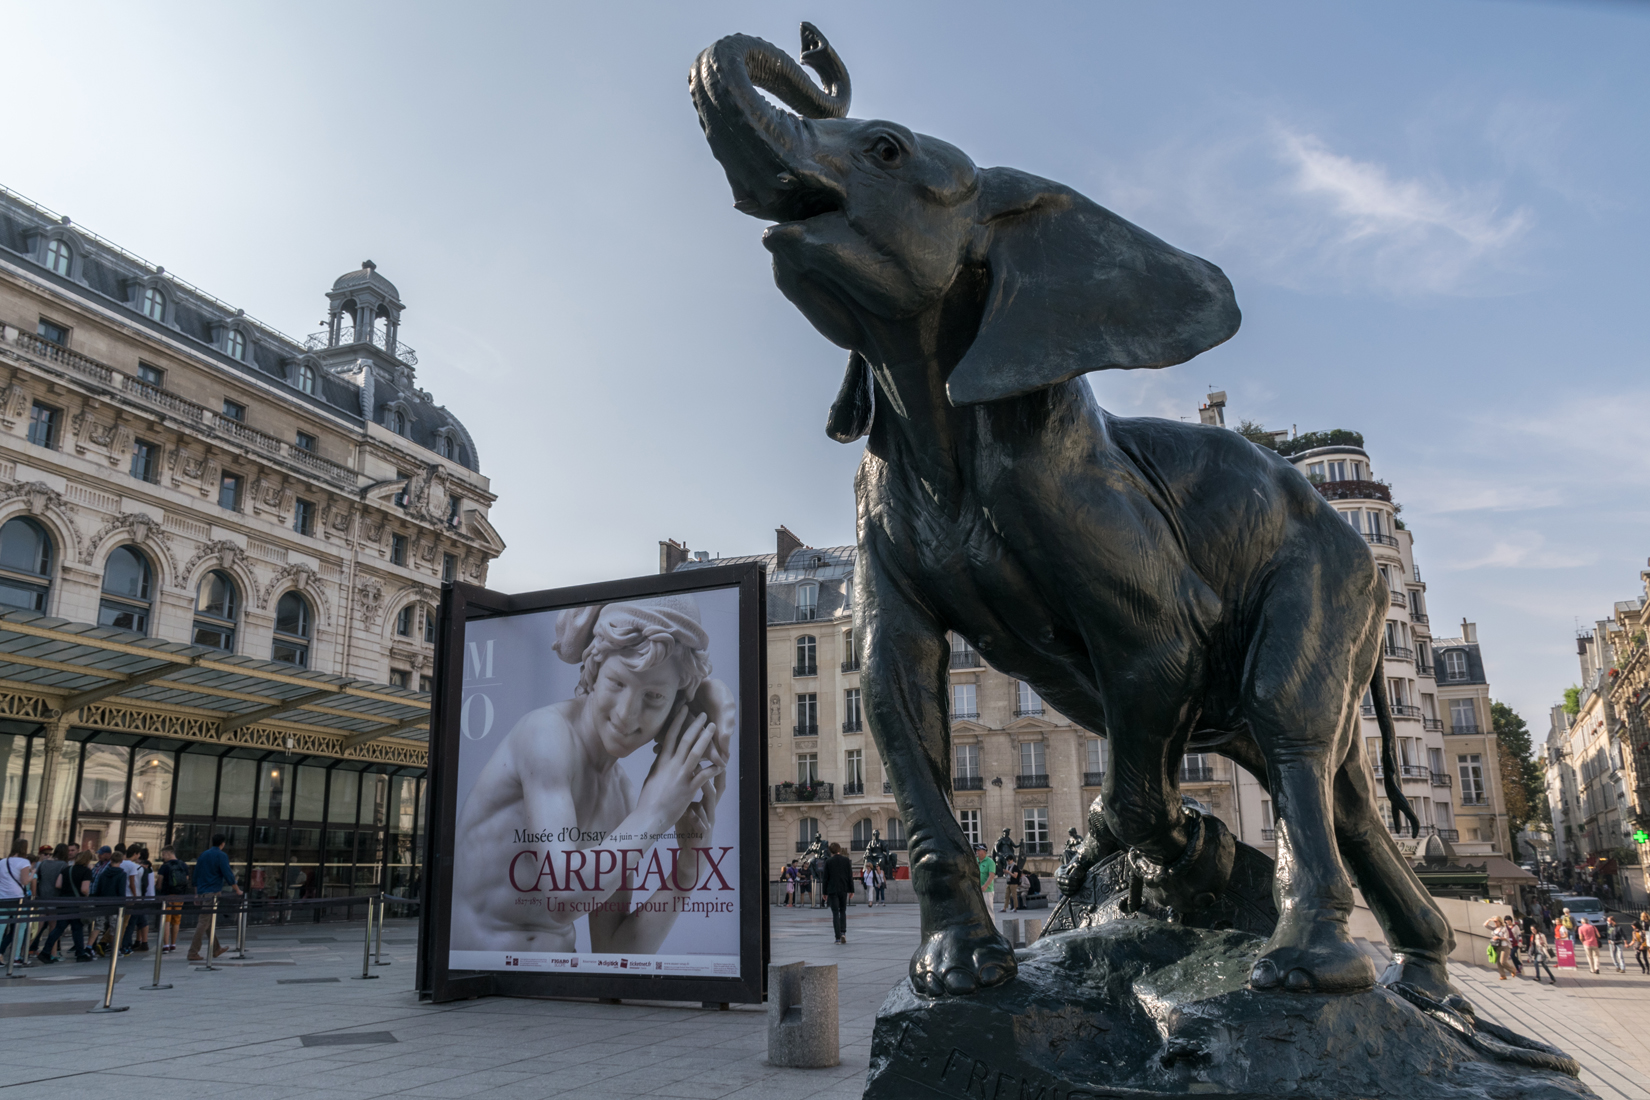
left=1576, top=917, right=1602, bottom=975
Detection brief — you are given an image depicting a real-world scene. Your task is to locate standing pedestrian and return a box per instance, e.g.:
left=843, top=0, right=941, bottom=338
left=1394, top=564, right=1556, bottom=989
left=116, top=845, right=143, bottom=954
left=1485, top=917, right=1513, bottom=980
left=1576, top=915, right=1601, bottom=975
left=29, top=844, right=68, bottom=960
left=976, top=844, right=996, bottom=905
left=89, top=847, right=125, bottom=956
left=822, top=843, right=854, bottom=944
left=155, top=846, right=190, bottom=952
left=810, top=852, right=828, bottom=909
left=873, top=864, right=887, bottom=905
left=1631, top=923, right=1649, bottom=975
left=0, top=837, right=35, bottom=965
left=861, top=861, right=876, bottom=908
left=780, top=861, right=797, bottom=908
left=1528, top=926, right=1558, bottom=984
left=797, top=859, right=813, bottom=908
left=1604, top=917, right=1628, bottom=974
left=1006, top=862, right=1022, bottom=912
left=39, top=850, right=94, bottom=963
left=187, top=834, right=241, bottom=961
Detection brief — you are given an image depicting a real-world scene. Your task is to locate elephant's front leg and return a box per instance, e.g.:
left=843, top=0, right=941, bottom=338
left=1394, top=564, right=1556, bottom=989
left=859, top=561, right=1014, bottom=997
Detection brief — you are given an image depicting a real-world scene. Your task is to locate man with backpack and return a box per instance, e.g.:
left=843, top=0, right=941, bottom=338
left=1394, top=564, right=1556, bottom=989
left=155, top=847, right=190, bottom=954
left=89, top=847, right=128, bottom=957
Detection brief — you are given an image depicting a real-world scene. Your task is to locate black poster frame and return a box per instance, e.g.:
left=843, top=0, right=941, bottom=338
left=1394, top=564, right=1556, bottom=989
left=417, top=563, right=768, bottom=1004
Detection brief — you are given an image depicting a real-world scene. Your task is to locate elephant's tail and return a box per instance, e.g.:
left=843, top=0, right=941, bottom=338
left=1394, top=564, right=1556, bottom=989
left=1370, top=659, right=1419, bottom=837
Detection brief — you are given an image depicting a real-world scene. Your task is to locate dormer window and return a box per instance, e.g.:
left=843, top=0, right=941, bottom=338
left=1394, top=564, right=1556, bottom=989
left=141, top=286, right=165, bottom=322
left=225, top=329, right=246, bottom=360
left=393, top=410, right=407, bottom=435
left=438, top=433, right=454, bottom=459
left=45, top=238, right=71, bottom=277
left=297, top=363, right=316, bottom=395
left=796, top=583, right=818, bottom=622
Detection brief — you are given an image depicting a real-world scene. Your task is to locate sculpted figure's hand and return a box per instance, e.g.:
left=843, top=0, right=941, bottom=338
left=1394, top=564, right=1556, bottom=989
left=673, top=681, right=735, bottom=845
left=639, top=706, right=722, bottom=831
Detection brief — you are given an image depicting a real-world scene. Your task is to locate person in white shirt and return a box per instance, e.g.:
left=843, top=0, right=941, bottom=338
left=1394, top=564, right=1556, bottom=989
left=0, top=837, right=37, bottom=963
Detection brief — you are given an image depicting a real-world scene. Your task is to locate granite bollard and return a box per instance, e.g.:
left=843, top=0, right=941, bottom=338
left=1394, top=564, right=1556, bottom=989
left=767, top=961, right=839, bottom=1068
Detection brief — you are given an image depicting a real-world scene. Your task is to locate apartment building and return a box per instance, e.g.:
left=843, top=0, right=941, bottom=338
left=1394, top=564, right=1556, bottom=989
left=0, top=184, right=504, bottom=896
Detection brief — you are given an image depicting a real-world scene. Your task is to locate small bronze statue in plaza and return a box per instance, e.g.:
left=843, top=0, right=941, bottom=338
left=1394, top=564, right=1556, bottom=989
left=691, top=23, right=1588, bottom=1098
left=989, top=828, right=1019, bottom=872
left=1059, top=827, right=1083, bottom=869
left=863, top=829, right=895, bottom=876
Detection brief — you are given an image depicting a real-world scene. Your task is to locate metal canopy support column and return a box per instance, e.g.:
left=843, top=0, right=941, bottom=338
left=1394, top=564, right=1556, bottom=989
left=29, top=713, right=72, bottom=845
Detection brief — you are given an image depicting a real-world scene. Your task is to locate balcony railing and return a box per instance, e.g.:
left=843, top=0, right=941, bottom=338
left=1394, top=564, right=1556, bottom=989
left=793, top=663, right=817, bottom=677
left=1435, top=828, right=1459, bottom=841
left=1389, top=590, right=1407, bottom=607
left=1451, top=724, right=1481, bottom=736
left=1015, top=774, right=1050, bottom=789
left=1083, top=771, right=1105, bottom=787
left=1411, top=611, right=1429, bottom=625
left=11, top=330, right=115, bottom=385
left=888, top=838, right=908, bottom=850
left=841, top=659, right=860, bottom=673
left=795, top=841, right=813, bottom=853
left=304, top=325, right=418, bottom=367
left=1364, top=532, right=1400, bottom=547
left=1261, top=828, right=1275, bottom=841
left=1315, top=479, right=1393, bottom=504
left=1431, top=771, right=1453, bottom=788
left=773, top=782, right=832, bottom=803
left=883, top=781, right=892, bottom=793
left=1423, top=718, right=1443, bottom=732
left=1014, top=707, right=1044, bottom=718
left=842, top=719, right=862, bottom=733
left=1416, top=661, right=1435, bottom=677
left=952, top=711, right=979, bottom=721
left=1390, top=703, right=1422, bottom=719
left=850, top=838, right=868, bottom=852
left=1399, top=764, right=1429, bottom=779
left=842, top=782, right=864, bottom=797
left=1023, top=841, right=1053, bottom=856
left=1179, top=765, right=1216, bottom=783
left=124, top=375, right=206, bottom=421
left=1384, top=644, right=1414, bottom=661
left=1460, top=793, right=1488, bottom=806
left=949, top=649, right=982, bottom=669
left=793, top=723, right=818, bottom=737
left=954, top=776, right=985, bottom=791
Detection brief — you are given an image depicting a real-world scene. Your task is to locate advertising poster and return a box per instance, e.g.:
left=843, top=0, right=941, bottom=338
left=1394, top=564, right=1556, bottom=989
left=1555, top=938, right=1575, bottom=968
left=420, top=565, right=766, bottom=1004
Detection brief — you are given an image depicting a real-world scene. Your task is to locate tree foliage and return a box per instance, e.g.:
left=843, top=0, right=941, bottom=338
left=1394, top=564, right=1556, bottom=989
left=1562, top=685, right=1581, bottom=716
left=1492, top=701, right=1546, bottom=856
left=1235, top=420, right=1277, bottom=450
left=1275, top=429, right=1365, bottom=457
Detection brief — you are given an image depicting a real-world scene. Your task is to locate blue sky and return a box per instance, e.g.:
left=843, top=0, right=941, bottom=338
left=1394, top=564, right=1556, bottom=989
left=6, top=1, right=1646, bottom=730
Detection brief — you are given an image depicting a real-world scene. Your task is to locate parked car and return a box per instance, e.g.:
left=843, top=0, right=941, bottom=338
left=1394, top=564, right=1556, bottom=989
left=1556, top=895, right=1608, bottom=928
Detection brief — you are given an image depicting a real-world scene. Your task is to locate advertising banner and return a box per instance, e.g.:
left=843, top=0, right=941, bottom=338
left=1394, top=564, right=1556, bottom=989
left=419, top=564, right=766, bottom=1004
left=1555, top=938, right=1575, bottom=968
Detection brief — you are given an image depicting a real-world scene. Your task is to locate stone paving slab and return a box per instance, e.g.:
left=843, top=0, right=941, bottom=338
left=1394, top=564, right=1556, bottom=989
left=0, top=905, right=1643, bottom=1099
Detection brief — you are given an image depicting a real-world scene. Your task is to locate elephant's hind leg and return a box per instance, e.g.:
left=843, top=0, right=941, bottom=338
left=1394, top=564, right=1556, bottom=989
left=858, top=554, right=1013, bottom=997
left=1332, top=746, right=1460, bottom=1002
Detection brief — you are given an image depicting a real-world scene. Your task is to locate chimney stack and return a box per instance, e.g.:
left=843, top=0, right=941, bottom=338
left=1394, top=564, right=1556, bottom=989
left=776, top=525, right=804, bottom=569
left=659, top=538, right=689, bottom=574
left=1461, top=619, right=1477, bottom=644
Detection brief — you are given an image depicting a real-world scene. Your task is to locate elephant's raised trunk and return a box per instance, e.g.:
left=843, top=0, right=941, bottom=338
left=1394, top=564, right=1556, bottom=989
left=691, top=23, right=851, bottom=222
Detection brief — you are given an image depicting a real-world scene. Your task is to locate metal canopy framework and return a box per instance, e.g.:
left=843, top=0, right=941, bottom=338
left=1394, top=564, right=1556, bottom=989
left=0, top=608, right=429, bottom=766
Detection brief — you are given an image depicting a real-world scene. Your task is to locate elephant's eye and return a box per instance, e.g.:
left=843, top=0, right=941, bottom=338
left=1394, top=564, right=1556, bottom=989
left=871, top=136, right=902, bottom=164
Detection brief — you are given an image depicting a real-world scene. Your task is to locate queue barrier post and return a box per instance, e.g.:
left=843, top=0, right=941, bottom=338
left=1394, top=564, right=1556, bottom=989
left=373, top=892, right=390, bottom=966
left=195, top=895, right=221, bottom=971
left=231, top=897, right=249, bottom=960
left=87, top=907, right=130, bottom=1013
left=142, top=904, right=172, bottom=991
left=353, top=896, right=379, bottom=980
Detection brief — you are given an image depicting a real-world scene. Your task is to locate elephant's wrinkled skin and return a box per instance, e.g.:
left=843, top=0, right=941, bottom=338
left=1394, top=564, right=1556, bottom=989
left=690, top=25, right=1458, bottom=1002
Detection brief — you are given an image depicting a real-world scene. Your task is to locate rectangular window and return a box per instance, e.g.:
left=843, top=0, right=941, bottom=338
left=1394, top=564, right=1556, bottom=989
left=36, top=317, right=69, bottom=345
left=1016, top=681, right=1042, bottom=716
left=1259, top=799, right=1274, bottom=828
left=1086, top=737, right=1105, bottom=774
left=1019, top=740, right=1046, bottom=777
left=129, top=439, right=160, bottom=483
left=27, top=402, right=60, bottom=449
left=795, top=693, right=817, bottom=735
left=442, top=553, right=457, bottom=582
left=843, top=687, right=862, bottom=731
left=795, top=585, right=817, bottom=622
left=1428, top=747, right=1444, bottom=774
left=295, top=430, right=317, bottom=452
left=423, top=609, right=437, bottom=644
left=952, top=683, right=978, bottom=720
left=137, top=362, right=164, bottom=388
left=173, top=753, right=218, bottom=816
left=1443, top=651, right=1468, bottom=682
left=1435, top=802, right=1453, bottom=828
left=447, top=495, right=461, bottom=526
left=1023, top=807, right=1050, bottom=855
left=1327, top=460, right=1347, bottom=481
left=221, top=399, right=245, bottom=422
left=844, top=749, right=864, bottom=794
left=949, top=633, right=981, bottom=668
left=955, top=743, right=980, bottom=778
left=78, top=743, right=131, bottom=814
left=1182, top=752, right=1213, bottom=782
left=1450, top=698, right=1476, bottom=732
left=1458, top=754, right=1485, bottom=803
left=1421, top=693, right=1437, bottom=720
left=218, top=473, right=243, bottom=511
left=796, top=753, right=819, bottom=785
left=390, top=533, right=408, bottom=565
left=1307, top=462, right=1325, bottom=480
left=419, top=675, right=433, bottom=693
left=389, top=669, right=411, bottom=688
left=958, top=808, right=981, bottom=846
left=293, top=498, right=315, bottom=536
left=1341, top=509, right=1362, bottom=531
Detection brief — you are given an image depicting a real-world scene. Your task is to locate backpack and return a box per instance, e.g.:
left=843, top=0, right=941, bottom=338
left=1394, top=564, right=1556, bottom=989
left=160, top=859, right=190, bottom=895
left=93, top=862, right=126, bottom=898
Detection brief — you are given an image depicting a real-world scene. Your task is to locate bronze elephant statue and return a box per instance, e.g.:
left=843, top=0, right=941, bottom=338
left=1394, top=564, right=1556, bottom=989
left=691, top=24, right=1456, bottom=1003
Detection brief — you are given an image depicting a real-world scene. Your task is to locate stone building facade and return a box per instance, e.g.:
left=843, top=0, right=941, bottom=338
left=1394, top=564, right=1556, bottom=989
left=0, top=183, right=503, bottom=896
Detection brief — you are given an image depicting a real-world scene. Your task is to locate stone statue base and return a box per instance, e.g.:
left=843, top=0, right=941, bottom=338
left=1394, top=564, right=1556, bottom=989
left=864, top=919, right=1594, bottom=1100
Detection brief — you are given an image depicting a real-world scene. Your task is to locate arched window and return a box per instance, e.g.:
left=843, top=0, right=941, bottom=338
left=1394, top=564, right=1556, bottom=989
left=297, top=364, right=316, bottom=395
left=396, top=604, right=414, bottom=637
left=438, top=433, right=454, bottom=459
left=45, top=238, right=71, bottom=276
left=794, top=635, right=816, bottom=675
left=192, top=570, right=239, bottom=651
left=99, top=546, right=153, bottom=633
left=392, top=410, right=406, bottom=435
left=886, top=817, right=906, bottom=848
left=225, top=329, right=246, bottom=360
left=422, top=606, right=437, bottom=644
left=0, top=517, right=54, bottom=611
left=851, top=817, right=874, bottom=852
left=141, top=286, right=165, bottom=322
left=798, top=817, right=819, bottom=851
left=272, top=591, right=311, bottom=667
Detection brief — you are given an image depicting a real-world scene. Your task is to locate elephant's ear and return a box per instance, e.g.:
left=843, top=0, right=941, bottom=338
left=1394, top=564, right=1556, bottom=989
left=945, top=168, right=1241, bottom=407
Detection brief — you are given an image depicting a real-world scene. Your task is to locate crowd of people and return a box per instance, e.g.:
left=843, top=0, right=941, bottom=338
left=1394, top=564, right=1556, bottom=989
left=0, top=833, right=243, bottom=966
left=1482, top=905, right=1650, bottom=983
left=776, top=852, right=889, bottom=910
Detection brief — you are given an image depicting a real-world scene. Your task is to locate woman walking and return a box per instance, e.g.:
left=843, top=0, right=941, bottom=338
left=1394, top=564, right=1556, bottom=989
left=780, top=861, right=797, bottom=907
left=1529, top=925, right=1558, bottom=984
left=861, top=862, right=876, bottom=908
left=0, top=837, right=36, bottom=965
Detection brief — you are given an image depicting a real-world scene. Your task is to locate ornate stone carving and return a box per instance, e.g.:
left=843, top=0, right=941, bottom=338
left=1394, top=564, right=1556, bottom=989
left=177, top=539, right=243, bottom=587
left=81, top=512, right=179, bottom=578
left=356, top=578, right=383, bottom=627
left=256, top=561, right=328, bottom=617
left=0, top=481, right=82, bottom=560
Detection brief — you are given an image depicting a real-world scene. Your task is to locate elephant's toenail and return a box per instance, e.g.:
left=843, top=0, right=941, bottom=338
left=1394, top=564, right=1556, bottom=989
left=1249, top=960, right=1279, bottom=988
left=977, top=964, right=1004, bottom=985
left=1284, top=968, right=1314, bottom=993
left=943, top=968, right=978, bottom=995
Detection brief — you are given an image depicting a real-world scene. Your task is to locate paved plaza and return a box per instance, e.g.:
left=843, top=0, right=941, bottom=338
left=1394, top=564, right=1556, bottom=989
left=0, top=904, right=1644, bottom=1100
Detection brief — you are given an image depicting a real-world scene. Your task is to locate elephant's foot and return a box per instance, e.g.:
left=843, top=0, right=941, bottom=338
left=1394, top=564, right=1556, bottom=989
left=1249, top=908, right=1376, bottom=994
left=1380, top=951, right=1471, bottom=1014
left=1128, top=808, right=1234, bottom=914
left=910, top=920, right=1017, bottom=997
